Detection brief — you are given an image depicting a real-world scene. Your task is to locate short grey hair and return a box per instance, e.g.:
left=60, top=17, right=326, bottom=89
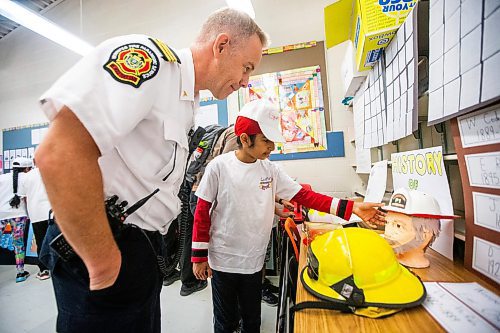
left=197, top=7, right=269, bottom=48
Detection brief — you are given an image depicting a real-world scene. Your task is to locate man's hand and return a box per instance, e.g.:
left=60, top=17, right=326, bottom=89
left=352, top=202, right=386, bottom=227
left=193, top=262, right=212, bottom=280
left=88, top=246, right=122, bottom=290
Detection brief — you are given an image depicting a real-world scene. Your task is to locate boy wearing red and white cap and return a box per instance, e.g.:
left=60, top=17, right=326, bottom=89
left=191, top=99, right=385, bottom=333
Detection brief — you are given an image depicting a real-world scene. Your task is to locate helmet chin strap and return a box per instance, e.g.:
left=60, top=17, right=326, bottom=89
left=331, top=275, right=365, bottom=307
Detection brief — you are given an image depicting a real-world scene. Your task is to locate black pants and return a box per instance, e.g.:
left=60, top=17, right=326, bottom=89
left=40, top=223, right=164, bottom=333
left=212, top=269, right=262, bottom=333
left=32, top=220, right=49, bottom=272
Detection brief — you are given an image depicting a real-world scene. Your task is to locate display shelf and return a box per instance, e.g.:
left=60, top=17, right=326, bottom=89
left=443, top=153, right=457, bottom=161
left=454, top=218, right=466, bottom=241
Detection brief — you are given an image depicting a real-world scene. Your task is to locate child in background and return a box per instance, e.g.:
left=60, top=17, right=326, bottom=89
left=0, top=157, right=33, bottom=282
left=191, top=99, right=386, bottom=332
left=18, top=160, right=52, bottom=280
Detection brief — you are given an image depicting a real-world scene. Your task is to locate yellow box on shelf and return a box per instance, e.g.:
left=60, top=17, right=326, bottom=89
left=325, top=0, right=417, bottom=71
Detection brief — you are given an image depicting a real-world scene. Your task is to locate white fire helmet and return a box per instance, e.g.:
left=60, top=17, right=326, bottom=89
left=382, top=188, right=458, bottom=219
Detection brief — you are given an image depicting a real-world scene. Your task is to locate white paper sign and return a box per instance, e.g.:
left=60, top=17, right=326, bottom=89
left=423, top=282, right=499, bottom=332
left=473, top=237, right=500, bottom=284
left=28, top=147, right=35, bottom=160
left=458, top=107, right=500, bottom=148
left=473, top=192, right=500, bottom=232
left=355, top=146, right=372, bottom=174
left=195, top=104, right=219, bottom=128
left=465, top=152, right=500, bottom=189
left=439, top=282, right=500, bottom=329
left=391, top=146, right=454, bottom=259
left=31, top=128, right=41, bottom=145
left=365, top=160, right=388, bottom=203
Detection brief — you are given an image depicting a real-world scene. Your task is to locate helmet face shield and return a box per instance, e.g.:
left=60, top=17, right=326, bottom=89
left=301, top=228, right=426, bottom=314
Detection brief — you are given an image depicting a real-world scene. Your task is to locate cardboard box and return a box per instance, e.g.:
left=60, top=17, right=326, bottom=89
left=325, top=0, right=417, bottom=72
left=341, top=40, right=368, bottom=98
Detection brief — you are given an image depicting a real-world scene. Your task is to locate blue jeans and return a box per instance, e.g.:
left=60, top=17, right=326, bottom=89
left=40, top=223, right=164, bottom=333
left=211, top=269, right=262, bottom=333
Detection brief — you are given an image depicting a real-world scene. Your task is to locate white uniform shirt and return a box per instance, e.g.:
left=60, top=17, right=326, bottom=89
left=17, top=168, right=51, bottom=223
left=39, top=34, right=198, bottom=233
left=0, top=172, right=28, bottom=220
left=195, top=152, right=302, bottom=274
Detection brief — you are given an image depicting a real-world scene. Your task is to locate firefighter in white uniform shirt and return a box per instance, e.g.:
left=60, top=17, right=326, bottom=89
left=35, top=8, right=268, bottom=333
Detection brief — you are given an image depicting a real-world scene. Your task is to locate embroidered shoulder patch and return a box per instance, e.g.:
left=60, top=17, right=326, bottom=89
left=149, top=38, right=181, bottom=64
left=103, top=43, right=159, bottom=88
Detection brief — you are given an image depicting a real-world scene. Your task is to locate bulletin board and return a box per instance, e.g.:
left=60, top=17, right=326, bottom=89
left=239, top=65, right=328, bottom=154
left=2, top=123, right=48, bottom=263
left=196, top=99, right=229, bottom=128
left=2, top=123, right=48, bottom=173
left=239, top=41, right=345, bottom=160
left=251, top=41, right=331, bottom=129
left=450, top=104, right=500, bottom=286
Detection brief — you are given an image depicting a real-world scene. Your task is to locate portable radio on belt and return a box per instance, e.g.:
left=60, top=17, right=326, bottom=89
left=49, top=126, right=207, bottom=262
left=50, top=195, right=129, bottom=261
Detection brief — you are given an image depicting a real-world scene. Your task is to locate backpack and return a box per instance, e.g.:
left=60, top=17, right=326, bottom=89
left=185, top=124, right=238, bottom=186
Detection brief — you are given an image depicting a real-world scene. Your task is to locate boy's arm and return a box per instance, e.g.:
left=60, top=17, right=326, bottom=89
left=191, top=197, right=212, bottom=263
left=292, top=188, right=385, bottom=225
left=291, top=188, right=350, bottom=218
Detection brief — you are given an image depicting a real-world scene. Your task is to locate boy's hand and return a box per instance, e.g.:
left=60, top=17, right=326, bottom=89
left=193, top=262, right=212, bottom=280
left=281, top=199, right=295, bottom=211
left=275, top=207, right=295, bottom=219
left=352, top=202, right=386, bottom=227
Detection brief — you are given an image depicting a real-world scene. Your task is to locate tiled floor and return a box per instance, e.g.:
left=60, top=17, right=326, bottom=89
left=0, top=265, right=277, bottom=332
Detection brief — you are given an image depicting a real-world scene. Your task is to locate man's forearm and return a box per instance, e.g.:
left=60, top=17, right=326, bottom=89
left=36, top=107, right=120, bottom=278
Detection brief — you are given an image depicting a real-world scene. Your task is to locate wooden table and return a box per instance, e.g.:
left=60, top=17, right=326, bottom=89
left=294, top=239, right=500, bottom=333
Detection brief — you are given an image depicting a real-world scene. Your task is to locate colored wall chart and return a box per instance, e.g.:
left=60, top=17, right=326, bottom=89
left=239, top=66, right=328, bottom=154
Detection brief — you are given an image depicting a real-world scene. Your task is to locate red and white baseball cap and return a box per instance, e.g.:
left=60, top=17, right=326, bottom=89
left=235, top=99, right=285, bottom=143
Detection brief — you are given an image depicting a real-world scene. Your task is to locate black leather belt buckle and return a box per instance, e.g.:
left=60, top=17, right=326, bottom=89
left=49, top=233, right=77, bottom=261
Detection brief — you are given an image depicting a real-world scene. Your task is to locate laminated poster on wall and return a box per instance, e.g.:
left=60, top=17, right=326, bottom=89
left=457, top=107, right=500, bottom=148
left=464, top=151, right=500, bottom=189
left=239, top=66, right=327, bottom=154
left=390, top=146, right=454, bottom=259
left=472, top=237, right=500, bottom=284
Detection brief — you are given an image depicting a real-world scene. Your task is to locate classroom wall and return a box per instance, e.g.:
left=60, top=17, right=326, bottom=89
left=0, top=0, right=363, bottom=197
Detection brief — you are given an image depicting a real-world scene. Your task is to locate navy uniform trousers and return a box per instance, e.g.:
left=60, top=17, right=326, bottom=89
left=40, top=222, right=164, bottom=333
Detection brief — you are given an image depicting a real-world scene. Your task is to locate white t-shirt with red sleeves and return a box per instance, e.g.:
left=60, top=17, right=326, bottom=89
left=195, top=151, right=301, bottom=274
